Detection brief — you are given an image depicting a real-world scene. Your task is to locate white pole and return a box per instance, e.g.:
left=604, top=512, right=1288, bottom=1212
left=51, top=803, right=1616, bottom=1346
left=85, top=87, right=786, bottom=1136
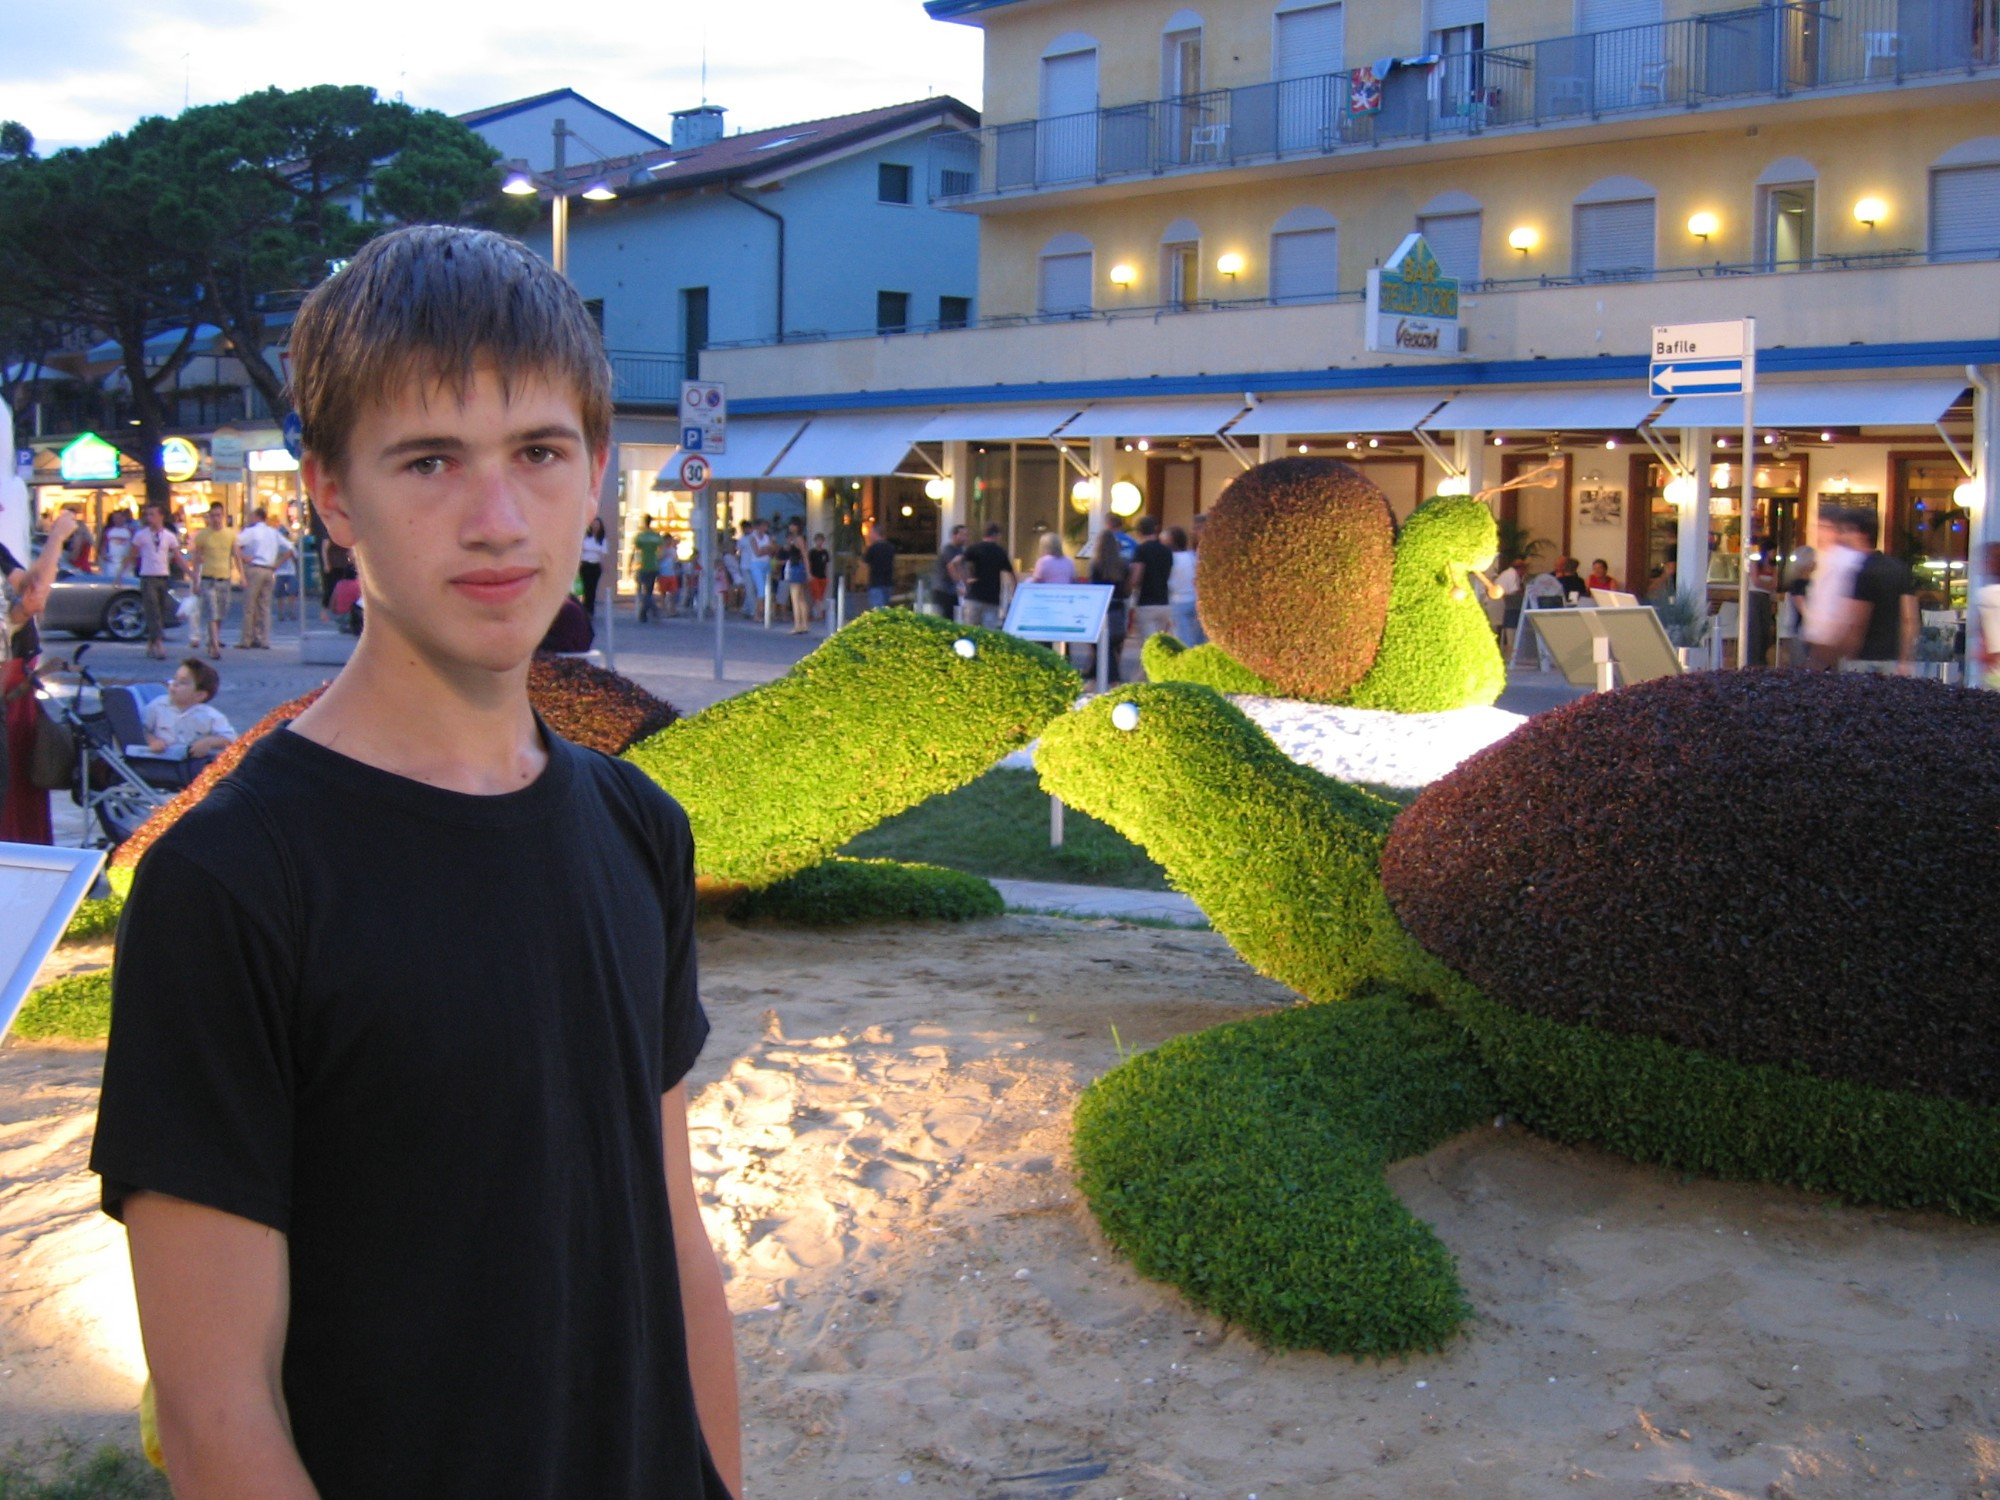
left=602, top=463, right=620, bottom=672
left=705, top=490, right=725, bottom=681
left=1739, top=318, right=1756, bottom=669
left=1050, top=796, right=1065, bottom=848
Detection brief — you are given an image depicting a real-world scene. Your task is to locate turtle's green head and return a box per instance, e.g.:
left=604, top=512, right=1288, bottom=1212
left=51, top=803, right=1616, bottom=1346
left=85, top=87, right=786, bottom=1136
left=1399, top=494, right=1499, bottom=586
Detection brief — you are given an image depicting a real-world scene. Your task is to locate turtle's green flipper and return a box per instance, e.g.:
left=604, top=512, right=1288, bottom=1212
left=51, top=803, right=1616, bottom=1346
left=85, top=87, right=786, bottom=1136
left=1348, top=495, right=1507, bottom=713
left=625, top=611, right=1080, bottom=888
left=1139, top=634, right=1278, bottom=696
left=1034, top=683, right=1439, bottom=1001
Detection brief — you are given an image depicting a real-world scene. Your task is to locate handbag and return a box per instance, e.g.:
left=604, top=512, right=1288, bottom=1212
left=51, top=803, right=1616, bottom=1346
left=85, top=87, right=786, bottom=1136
left=29, top=702, right=75, bottom=790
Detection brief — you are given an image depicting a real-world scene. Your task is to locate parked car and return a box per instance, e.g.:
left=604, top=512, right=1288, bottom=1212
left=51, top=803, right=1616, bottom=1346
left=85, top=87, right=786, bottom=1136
left=40, top=564, right=173, bottom=642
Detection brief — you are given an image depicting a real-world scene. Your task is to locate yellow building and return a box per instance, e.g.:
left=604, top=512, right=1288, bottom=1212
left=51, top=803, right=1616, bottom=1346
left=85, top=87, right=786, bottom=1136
left=706, top=0, right=2000, bottom=658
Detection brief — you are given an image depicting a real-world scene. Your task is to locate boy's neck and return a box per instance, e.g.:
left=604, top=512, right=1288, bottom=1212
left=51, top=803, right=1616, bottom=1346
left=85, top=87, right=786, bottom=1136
left=289, top=621, right=546, bottom=796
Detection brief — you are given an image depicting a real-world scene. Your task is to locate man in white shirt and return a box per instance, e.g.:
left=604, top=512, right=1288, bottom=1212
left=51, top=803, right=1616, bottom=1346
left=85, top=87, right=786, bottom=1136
left=234, top=507, right=295, bottom=648
left=1801, top=505, right=1867, bottom=669
left=116, top=504, right=185, bottom=660
left=1978, top=541, right=2000, bottom=691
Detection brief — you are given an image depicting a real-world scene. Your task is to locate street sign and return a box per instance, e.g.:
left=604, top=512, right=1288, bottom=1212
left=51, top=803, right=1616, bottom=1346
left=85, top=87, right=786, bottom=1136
left=679, top=380, right=726, bottom=455
left=676, top=452, right=711, bottom=491
left=1649, top=320, right=1752, bottom=397
left=211, top=428, right=246, bottom=485
left=282, top=412, right=304, bottom=461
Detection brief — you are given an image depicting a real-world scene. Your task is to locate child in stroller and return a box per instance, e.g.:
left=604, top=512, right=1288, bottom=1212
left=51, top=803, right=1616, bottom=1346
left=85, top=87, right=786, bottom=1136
left=141, top=657, right=237, bottom=760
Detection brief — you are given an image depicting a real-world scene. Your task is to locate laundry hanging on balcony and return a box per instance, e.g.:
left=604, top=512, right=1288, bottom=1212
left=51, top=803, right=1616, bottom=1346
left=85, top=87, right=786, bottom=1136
left=1351, top=54, right=1445, bottom=115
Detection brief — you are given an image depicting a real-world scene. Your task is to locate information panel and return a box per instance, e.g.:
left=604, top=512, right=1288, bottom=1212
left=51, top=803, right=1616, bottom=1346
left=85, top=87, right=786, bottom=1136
left=1002, top=583, right=1114, bottom=644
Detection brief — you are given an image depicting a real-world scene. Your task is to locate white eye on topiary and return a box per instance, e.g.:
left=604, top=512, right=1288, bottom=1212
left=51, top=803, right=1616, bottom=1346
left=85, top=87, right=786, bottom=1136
left=953, top=638, right=977, bottom=659
left=1111, top=701, right=1141, bottom=732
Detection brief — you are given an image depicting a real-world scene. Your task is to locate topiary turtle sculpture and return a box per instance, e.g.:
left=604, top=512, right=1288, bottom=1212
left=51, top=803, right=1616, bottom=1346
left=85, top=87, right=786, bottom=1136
left=1037, top=671, right=2000, bottom=1354
left=1143, top=458, right=1506, bottom=713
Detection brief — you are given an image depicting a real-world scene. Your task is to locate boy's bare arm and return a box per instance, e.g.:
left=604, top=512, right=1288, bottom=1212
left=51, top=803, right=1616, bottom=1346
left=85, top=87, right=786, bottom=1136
left=124, top=1192, right=320, bottom=1499
left=662, top=1085, right=742, bottom=1498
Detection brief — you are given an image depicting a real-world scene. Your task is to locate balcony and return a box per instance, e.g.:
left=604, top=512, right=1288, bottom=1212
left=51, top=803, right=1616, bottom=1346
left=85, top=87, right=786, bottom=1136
left=928, top=0, right=1998, bottom=204
left=607, top=348, right=688, bottom=408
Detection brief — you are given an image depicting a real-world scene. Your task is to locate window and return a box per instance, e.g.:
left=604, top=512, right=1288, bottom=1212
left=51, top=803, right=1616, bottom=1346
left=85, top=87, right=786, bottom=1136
left=938, top=295, right=972, bottom=329
left=680, top=286, right=709, bottom=380
left=1931, top=164, right=2000, bottom=262
left=877, top=291, right=911, bottom=334
left=1417, top=211, right=1482, bottom=283
left=1573, top=178, right=1656, bottom=280
left=1270, top=206, right=1339, bottom=303
left=1274, top=2, right=1344, bottom=151
left=1038, top=233, right=1095, bottom=316
left=878, top=162, right=913, bottom=205
left=581, top=298, right=606, bottom=333
left=1759, top=184, right=1815, bottom=268
left=1162, top=241, right=1200, bottom=309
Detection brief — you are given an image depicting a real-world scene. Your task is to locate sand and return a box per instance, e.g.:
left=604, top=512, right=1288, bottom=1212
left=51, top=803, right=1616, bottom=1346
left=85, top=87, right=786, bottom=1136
left=6, top=918, right=2000, bottom=1497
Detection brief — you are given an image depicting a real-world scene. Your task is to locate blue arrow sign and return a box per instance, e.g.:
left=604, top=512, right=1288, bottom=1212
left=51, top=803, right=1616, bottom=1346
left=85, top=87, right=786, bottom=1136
left=281, top=412, right=304, bottom=461
left=1649, top=358, right=1747, bottom=397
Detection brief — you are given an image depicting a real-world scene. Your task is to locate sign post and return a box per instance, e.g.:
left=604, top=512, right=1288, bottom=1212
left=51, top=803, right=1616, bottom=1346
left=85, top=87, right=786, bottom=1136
left=1002, top=583, right=1116, bottom=845
left=679, top=381, right=727, bottom=456
left=1651, top=319, right=1755, bottom=668
left=676, top=451, right=725, bottom=682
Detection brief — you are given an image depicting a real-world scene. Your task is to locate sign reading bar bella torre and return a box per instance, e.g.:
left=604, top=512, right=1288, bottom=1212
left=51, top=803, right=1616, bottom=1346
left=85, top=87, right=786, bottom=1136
left=1364, top=234, right=1461, bottom=357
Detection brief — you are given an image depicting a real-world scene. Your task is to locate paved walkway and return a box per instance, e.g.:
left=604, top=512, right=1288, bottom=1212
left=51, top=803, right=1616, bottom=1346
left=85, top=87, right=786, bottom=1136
left=989, top=878, right=1208, bottom=927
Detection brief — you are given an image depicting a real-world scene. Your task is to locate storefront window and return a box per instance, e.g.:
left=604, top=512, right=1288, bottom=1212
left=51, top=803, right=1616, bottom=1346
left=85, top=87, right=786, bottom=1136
left=1638, top=456, right=1804, bottom=593
left=1894, top=456, right=1972, bottom=609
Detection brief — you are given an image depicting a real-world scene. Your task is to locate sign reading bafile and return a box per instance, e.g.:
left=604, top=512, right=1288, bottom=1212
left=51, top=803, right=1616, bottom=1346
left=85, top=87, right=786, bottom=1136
left=1365, top=235, right=1461, bottom=357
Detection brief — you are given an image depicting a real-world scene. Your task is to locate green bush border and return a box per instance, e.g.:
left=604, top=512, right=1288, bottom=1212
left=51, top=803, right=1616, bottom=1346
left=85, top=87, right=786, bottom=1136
left=1072, top=994, right=1499, bottom=1356
left=11, top=972, right=113, bottom=1042
left=729, top=857, right=1004, bottom=926
left=61, top=895, right=124, bottom=945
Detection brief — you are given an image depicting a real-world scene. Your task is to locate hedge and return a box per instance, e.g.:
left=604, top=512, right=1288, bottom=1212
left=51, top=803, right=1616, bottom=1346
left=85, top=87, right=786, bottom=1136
left=1195, top=459, right=1396, bottom=701
left=625, top=611, right=1079, bottom=888
left=1139, top=635, right=1276, bottom=695
left=1072, top=993, right=1499, bottom=1355
left=1033, top=684, right=1438, bottom=1002
left=1437, top=974, right=2000, bottom=1219
left=11, top=971, right=113, bottom=1041
left=1383, top=670, right=2000, bottom=1107
left=729, top=857, right=1004, bottom=926
left=1346, top=495, right=1506, bottom=713
left=61, top=896, right=126, bottom=945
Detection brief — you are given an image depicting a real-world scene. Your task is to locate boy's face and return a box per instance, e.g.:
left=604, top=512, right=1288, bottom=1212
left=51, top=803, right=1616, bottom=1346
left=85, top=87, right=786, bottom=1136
left=166, top=665, right=207, bottom=709
left=304, top=364, right=605, bottom=677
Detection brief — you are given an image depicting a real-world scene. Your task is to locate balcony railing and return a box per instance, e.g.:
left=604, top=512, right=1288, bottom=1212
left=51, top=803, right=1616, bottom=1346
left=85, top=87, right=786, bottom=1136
left=929, top=0, right=1998, bottom=202
left=607, top=349, right=687, bottom=407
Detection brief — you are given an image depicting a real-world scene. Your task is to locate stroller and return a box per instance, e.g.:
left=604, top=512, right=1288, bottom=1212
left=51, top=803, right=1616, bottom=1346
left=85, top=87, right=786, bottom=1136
left=30, top=645, right=216, bottom=847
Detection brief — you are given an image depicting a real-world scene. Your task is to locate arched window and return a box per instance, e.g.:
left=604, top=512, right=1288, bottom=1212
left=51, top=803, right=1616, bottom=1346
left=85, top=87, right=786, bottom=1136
left=1270, top=205, right=1339, bottom=303
left=1416, top=189, right=1483, bottom=283
left=1038, top=232, right=1095, bottom=316
left=1754, top=157, right=1817, bottom=270
left=1160, top=218, right=1202, bottom=309
left=1573, top=175, right=1655, bottom=281
left=1930, top=138, right=2000, bottom=263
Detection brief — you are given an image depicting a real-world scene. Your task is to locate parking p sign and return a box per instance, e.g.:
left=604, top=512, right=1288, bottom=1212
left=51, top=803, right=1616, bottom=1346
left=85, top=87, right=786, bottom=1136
left=679, top=381, right=726, bottom=455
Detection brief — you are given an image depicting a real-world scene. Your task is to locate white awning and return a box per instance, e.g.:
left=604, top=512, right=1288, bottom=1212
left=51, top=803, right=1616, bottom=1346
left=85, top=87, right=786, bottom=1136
left=1657, top=378, right=1969, bottom=430
left=663, top=418, right=805, bottom=484
left=1422, top=387, right=1666, bottom=431
left=1056, top=398, right=1250, bottom=439
left=1231, top=392, right=1447, bottom=435
left=917, top=404, right=1085, bottom=442
left=766, top=411, right=938, bottom=479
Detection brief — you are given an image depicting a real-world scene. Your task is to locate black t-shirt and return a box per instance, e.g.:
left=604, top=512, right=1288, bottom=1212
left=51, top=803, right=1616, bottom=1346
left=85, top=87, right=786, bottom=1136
left=1853, top=551, right=1915, bottom=661
left=808, top=546, right=830, bottom=580
left=864, top=539, right=897, bottom=589
left=930, top=542, right=964, bottom=595
left=91, top=726, right=723, bottom=1500
left=1133, top=539, right=1174, bottom=606
left=963, top=540, right=1012, bottom=604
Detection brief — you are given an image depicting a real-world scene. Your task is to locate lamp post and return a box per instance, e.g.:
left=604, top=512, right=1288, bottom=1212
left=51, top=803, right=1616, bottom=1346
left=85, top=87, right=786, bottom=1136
left=501, top=118, right=618, bottom=277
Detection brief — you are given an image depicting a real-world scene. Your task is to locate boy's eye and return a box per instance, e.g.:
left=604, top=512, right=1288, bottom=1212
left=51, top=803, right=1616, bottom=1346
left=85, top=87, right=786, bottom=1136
left=408, top=456, right=448, bottom=477
left=522, top=445, right=561, bottom=465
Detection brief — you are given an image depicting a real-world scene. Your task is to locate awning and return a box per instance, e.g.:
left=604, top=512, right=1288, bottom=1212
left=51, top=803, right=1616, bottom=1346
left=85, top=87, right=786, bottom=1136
left=1056, top=398, right=1250, bottom=439
left=1231, top=392, right=1446, bottom=435
left=917, top=404, right=1084, bottom=442
left=1421, top=387, right=1666, bottom=431
left=765, top=412, right=936, bottom=479
left=665, top=418, right=806, bottom=483
left=1656, top=378, right=1969, bottom=430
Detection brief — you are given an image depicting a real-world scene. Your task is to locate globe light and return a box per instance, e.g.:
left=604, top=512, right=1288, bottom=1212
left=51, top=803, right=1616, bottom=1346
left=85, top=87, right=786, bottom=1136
left=1507, top=226, right=1538, bottom=254
left=1070, top=477, right=1098, bottom=512
left=1853, top=196, right=1887, bottom=227
left=1686, top=211, right=1719, bottom=241
left=923, top=476, right=951, bottom=502
left=1109, top=480, right=1144, bottom=517
left=1957, top=479, right=1983, bottom=512
left=1215, top=252, right=1245, bottom=279
left=1108, top=262, right=1137, bottom=287
left=1664, top=474, right=1697, bottom=508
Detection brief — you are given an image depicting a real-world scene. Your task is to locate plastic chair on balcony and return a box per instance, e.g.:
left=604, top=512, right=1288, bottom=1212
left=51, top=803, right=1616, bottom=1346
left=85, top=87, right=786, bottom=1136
left=1633, top=59, right=1670, bottom=105
left=1189, top=122, right=1229, bottom=161
left=1863, top=31, right=1900, bottom=77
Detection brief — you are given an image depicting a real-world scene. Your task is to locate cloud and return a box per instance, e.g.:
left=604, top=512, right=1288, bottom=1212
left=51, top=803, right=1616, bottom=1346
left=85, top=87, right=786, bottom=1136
left=1, top=0, right=985, bottom=151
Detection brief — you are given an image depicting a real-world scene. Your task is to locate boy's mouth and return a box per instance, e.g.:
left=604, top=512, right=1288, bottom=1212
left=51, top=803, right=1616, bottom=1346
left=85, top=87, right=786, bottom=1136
left=451, top=567, right=539, bottom=605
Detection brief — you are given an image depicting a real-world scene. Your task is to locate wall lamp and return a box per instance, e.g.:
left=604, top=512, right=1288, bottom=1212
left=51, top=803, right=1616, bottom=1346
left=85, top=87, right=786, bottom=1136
left=1687, top=211, right=1719, bottom=242
left=1853, top=196, right=1887, bottom=228
left=1216, top=252, right=1245, bottom=280
left=1507, top=225, right=1538, bottom=255
left=1108, top=262, right=1137, bottom=290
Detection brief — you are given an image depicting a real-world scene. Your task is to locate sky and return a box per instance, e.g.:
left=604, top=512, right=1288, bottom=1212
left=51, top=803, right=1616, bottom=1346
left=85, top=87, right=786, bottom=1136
left=2, top=0, right=987, bottom=153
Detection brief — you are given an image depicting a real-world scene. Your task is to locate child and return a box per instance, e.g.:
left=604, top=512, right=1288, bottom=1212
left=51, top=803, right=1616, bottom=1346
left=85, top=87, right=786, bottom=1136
left=141, top=657, right=236, bottom=759
left=91, top=226, right=740, bottom=1499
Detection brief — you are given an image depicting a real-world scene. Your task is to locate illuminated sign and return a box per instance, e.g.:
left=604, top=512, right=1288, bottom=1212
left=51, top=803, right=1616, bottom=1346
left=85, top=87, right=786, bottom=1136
left=160, top=437, right=201, bottom=483
left=58, top=432, right=123, bottom=484
left=246, top=447, right=300, bottom=472
left=1364, top=234, right=1461, bottom=358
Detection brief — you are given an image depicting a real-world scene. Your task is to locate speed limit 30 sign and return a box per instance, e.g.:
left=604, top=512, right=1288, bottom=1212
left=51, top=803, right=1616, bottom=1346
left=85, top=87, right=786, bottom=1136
left=676, top=452, right=711, bottom=491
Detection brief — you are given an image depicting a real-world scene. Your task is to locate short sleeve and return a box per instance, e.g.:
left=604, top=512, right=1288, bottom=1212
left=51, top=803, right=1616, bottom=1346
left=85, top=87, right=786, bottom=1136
left=91, top=842, right=299, bottom=1231
left=656, top=799, right=709, bottom=1091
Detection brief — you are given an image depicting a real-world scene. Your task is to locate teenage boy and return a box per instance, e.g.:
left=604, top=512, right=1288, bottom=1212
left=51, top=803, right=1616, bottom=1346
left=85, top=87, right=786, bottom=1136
left=91, top=226, right=740, bottom=1499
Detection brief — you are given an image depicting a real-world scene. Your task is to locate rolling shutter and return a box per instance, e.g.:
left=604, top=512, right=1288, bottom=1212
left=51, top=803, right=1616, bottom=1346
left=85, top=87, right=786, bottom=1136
left=1429, top=0, right=1486, bottom=29
left=1417, top=212, right=1483, bottom=283
left=1930, top=165, right=2000, bottom=262
left=1578, top=0, right=1659, bottom=31
left=1276, top=2, right=1344, bottom=79
left=1041, top=49, right=1098, bottom=115
left=1271, top=227, right=1339, bottom=302
left=1573, top=198, right=1655, bottom=279
left=1039, top=252, right=1094, bottom=314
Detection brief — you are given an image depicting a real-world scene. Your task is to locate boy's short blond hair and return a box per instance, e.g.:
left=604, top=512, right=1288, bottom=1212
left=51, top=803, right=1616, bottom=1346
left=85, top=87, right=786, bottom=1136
left=287, top=225, right=613, bottom=473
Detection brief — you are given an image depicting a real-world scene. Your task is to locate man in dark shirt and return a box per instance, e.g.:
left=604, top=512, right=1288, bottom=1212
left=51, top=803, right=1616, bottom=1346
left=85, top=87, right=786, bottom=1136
left=90, top=226, right=740, bottom=1499
left=1128, top=514, right=1176, bottom=661
left=1839, top=507, right=1918, bottom=674
left=863, top=523, right=898, bottom=610
left=959, top=522, right=1015, bottom=628
left=931, top=522, right=967, bottom=619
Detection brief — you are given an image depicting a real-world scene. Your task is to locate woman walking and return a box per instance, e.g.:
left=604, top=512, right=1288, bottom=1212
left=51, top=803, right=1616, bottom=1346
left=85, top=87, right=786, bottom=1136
left=780, top=520, right=812, bottom=634
left=578, top=517, right=607, bottom=618
left=1088, top=530, right=1132, bottom=684
left=1166, top=524, right=1202, bottom=645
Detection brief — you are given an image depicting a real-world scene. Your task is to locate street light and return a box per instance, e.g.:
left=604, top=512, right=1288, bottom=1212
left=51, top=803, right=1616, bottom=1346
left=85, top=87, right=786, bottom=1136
left=500, top=117, right=619, bottom=277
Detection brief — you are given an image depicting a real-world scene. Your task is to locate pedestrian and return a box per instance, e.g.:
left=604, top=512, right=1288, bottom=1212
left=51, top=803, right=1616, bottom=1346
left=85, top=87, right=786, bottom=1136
left=745, top=519, right=773, bottom=619
left=142, top=657, right=237, bottom=760
left=1029, top=531, right=1075, bottom=584
left=959, top=522, right=1014, bottom=628
left=779, top=519, right=811, bottom=634
left=117, top=503, right=183, bottom=660
left=577, top=516, right=608, bottom=618
left=1106, top=511, right=1138, bottom=561
left=808, top=533, right=830, bottom=620
left=862, top=523, right=898, bottom=611
left=1802, top=505, right=1869, bottom=668
left=100, top=508, right=133, bottom=580
left=1552, top=555, right=1589, bottom=605
left=2, top=510, right=77, bottom=844
left=1584, top=558, right=1619, bottom=594
left=61, top=506, right=93, bottom=570
left=930, top=523, right=967, bottom=619
left=189, top=502, right=238, bottom=660
left=1977, top=541, right=2000, bottom=689
left=632, top=516, right=664, bottom=623
left=90, top=223, right=740, bottom=1500
left=1088, top=529, right=1132, bottom=683
left=273, top=515, right=301, bottom=623
left=1833, top=506, right=1917, bottom=675
left=234, top=506, right=291, bottom=648
left=1129, top=515, right=1176, bottom=659
left=320, top=531, right=357, bottom=625
left=1166, top=524, right=1202, bottom=645
left=734, top=521, right=758, bottom=618
left=1779, top=544, right=1816, bottom=667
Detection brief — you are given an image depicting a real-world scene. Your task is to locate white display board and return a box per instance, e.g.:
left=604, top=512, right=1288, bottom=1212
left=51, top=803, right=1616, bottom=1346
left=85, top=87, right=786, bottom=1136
left=1, top=843, right=107, bottom=1040
left=1002, top=583, right=1114, bottom=644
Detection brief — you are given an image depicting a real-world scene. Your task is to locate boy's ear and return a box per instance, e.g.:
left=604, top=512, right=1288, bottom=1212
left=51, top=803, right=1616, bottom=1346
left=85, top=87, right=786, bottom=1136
left=303, top=454, right=358, bottom=548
